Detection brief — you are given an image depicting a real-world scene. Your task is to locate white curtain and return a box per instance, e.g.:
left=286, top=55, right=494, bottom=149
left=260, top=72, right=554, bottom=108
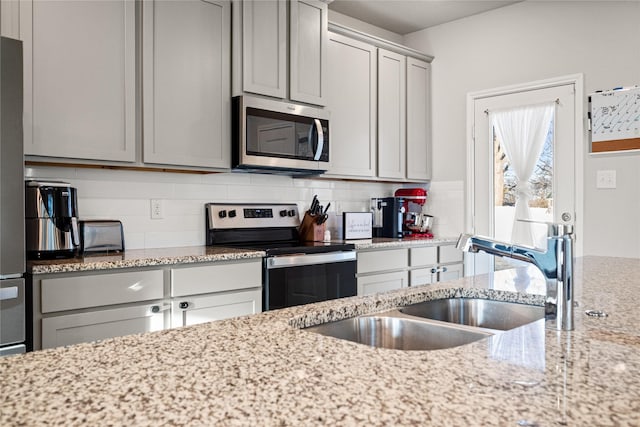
left=491, top=102, right=554, bottom=247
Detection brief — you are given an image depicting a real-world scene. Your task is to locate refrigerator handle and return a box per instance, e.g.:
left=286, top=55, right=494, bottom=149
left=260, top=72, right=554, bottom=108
left=0, top=286, right=19, bottom=301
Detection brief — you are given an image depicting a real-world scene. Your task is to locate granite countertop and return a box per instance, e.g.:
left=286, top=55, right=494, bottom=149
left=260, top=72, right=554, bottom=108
left=27, top=237, right=457, bottom=274
left=27, top=246, right=266, bottom=274
left=3, top=256, right=639, bottom=426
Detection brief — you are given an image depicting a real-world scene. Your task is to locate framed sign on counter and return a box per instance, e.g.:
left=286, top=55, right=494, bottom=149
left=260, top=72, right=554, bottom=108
left=342, top=212, right=372, bottom=240
left=589, top=86, right=640, bottom=153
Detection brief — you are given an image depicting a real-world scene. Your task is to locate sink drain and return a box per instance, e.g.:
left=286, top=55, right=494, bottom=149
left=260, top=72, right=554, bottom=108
left=585, top=309, right=609, bottom=318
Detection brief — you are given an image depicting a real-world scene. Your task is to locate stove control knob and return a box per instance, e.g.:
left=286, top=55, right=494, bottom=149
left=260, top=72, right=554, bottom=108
left=228, top=209, right=237, bottom=218
left=218, top=210, right=227, bottom=218
left=287, top=209, right=296, bottom=217
left=279, top=209, right=288, bottom=217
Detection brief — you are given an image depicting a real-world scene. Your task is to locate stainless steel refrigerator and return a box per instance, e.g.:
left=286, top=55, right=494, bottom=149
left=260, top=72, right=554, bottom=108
left=0, top=36, right=26, bottom=356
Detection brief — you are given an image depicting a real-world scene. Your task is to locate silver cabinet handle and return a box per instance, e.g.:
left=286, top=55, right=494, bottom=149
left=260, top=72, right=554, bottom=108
left=178, top=301, right=190, bottom=310
left=312, top=119, right=324, bottom=161
left=150, top=303, right=170, bottom=314
left=0, top=286, right=18, bottom=301
left=430, top=268, right=438, bottom=274
left=441, top=267, right=448, bottom=273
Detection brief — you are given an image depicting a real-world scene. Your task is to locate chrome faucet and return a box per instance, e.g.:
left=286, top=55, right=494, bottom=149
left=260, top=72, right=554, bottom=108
left=457, top=223, right=574, bottom=331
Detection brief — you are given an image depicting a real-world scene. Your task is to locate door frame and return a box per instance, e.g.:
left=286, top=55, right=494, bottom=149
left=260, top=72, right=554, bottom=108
left=465, top=74, right=585, bottom=274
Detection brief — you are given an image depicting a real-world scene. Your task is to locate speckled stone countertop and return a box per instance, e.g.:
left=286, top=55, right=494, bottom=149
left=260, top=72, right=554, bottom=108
left=27, top=246, right=266, bottom=274
left=5, top=256, right=638, bottom=426
left=27, top=237, right=456, bottom=274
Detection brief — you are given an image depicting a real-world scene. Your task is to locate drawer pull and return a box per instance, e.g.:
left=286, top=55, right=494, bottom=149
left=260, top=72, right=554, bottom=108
left=179, top=301, right=190, bottom=310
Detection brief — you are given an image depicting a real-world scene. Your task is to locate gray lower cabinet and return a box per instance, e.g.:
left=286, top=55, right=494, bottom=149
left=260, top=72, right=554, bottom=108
left=409, top=245, right=464, bottom=286
left=356, top=244, right=463, bottom=296
left=170, top=261, right=262, bottom=327
left=142, top=0, right=231, bottom=169
left=32, top=259, right=263, bottom=350
left=356, top=248, right=408, bottom=296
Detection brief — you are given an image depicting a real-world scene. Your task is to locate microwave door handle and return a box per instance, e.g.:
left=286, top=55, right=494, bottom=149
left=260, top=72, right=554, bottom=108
left=312, top=119, right=324, bottom=161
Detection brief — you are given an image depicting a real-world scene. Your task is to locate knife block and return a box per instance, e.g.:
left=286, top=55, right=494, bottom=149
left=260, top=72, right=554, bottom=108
left=299, top=211, right=326, bottom=242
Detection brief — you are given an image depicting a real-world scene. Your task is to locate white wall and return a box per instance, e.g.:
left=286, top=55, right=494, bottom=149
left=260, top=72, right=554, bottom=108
left=404, top=0, right=640, bottom=258
left=26, top=166, right=413, bottom=249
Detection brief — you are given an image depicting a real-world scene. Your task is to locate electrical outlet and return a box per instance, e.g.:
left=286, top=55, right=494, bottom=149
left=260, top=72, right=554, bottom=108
left=150, top=199, right=163, bottom=219
left=596, top=170, right=616, bottom=189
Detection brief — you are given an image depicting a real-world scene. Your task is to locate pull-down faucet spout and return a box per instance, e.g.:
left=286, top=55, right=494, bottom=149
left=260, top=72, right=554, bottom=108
left=457, top=224, right=574, bottom=331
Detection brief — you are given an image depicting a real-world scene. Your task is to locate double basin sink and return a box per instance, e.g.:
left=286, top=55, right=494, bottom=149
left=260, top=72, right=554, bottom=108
left=305, top=298, right=544, bottom=351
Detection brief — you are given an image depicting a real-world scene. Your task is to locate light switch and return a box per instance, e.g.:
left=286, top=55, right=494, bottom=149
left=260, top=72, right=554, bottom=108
left=596, top=170, right=616, bottom=189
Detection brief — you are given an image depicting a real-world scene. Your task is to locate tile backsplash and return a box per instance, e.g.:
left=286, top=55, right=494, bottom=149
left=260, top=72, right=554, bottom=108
left=26, top=166, right=435, bottom=249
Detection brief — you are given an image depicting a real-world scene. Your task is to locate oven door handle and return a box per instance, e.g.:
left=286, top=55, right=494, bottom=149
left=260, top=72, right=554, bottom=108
left=267, top=251, right=356, bottom=269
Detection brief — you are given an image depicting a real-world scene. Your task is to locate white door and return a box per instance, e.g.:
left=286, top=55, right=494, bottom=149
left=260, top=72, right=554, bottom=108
left=469, top=82, right=578, bottom=275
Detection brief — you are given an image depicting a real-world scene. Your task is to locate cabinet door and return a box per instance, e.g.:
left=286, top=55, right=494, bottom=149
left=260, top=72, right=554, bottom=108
left=357, top=271, right=407, bottom=296
left=41, top=302, right=169, bottom=349
left=21, top=0, right=135, bottom=161
left=438, top=263, right=464, bottom=282
left=325, top=33, right=377, bottom=177
left=409, top=268, right=436, bottom=287
left=171, top=288, right=262, bottom=328
left=143, top=0, right=230, bottom=168
left=289, top=0, right=327, bottom=106
left=240, top=0, right=287, bottom=98
left=377, top=49, right=406, bottom=179
left=406, top=57, right=431, bottom=181
left=1, top=0, right=20, bottom=38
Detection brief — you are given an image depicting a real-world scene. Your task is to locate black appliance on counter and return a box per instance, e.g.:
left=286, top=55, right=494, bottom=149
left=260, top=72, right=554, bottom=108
left=25, top=180, right=80, bottom=259
left=205, top=203, right=356, bottom=311
left=370, top=197, right=404, bottom=238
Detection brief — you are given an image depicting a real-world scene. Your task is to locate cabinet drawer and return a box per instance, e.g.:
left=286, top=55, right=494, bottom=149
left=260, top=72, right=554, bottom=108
left=171, top=260, right=262, bottom=297
left=409, top=268, right=436, bottom=287
left=409, top=246, right=437, bottom=267
left=42, top=302, right=167, bottom=349
left=171, top=288, right=262, bottom=328
left=357, top=248, right=407, bottom=274
left=357, top=271, right=407, bottom=296
left=439, top=245, right=463, bottom=264
left=40, top=270, right=164, bottom=313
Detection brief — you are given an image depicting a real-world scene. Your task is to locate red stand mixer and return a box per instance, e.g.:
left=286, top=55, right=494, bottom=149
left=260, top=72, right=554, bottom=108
left=394, top=188, right=434, bottom=238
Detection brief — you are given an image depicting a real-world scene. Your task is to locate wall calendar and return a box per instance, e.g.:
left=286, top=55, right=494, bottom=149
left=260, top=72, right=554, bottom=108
left=589, top=86, right=640, bottom=153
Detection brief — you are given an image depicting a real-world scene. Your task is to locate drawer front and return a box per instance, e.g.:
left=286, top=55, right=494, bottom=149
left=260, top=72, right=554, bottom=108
left=41, top=270, right=164, bottom=313
left=409, top=246, right=437, bottom=267
left=357, top=248, right=407, bottom=274
left=171, top=288, right=262, bottom=328
left=41, top=302, right=167, bottom=349
left=357, top=271, right=407, bottom=296
left=171, top=260, right=262, bottom=297
left=439, top=263, right=464, bottom=282
left=439, top=245, right=463, bottom=264
left=409, top=267, right=436, bottom=287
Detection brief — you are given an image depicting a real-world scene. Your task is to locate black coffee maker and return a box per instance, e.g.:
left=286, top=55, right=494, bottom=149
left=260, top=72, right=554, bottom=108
left=370, top=197, right=404, bottom=238
left=25, top=181, right=80, bottom=259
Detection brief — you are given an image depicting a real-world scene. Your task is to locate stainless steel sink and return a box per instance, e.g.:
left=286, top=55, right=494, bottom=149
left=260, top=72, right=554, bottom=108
left=306, top=315, right=491, bottom=351
left=399, top=298, right=544, bottom=331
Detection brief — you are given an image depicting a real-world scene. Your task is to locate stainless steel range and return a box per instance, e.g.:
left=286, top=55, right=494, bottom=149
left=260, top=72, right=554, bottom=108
left=205, top=203, right=356, bottom=311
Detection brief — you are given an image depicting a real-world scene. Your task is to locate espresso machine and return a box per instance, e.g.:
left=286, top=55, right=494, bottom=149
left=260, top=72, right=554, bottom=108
left=25, top=181, right=80, bottom=259
left=370, top=197, right=404, bottom=238
left=394, top=188, right=434, bottom=237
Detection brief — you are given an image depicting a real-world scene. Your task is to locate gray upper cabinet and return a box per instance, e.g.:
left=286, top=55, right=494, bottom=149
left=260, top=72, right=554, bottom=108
left=377, top=48, right=406, bottom=180
left=21, top=0, right=136, bottom=162
left=325, top=32, right=376, bottom=178
left=142, top=0, right=230, bottom=169
left=233, top=0, right=326, bottom=106
left=289, top=0, right=327, bottom=106
left=406, top=57, right=431, bottom=181
left=233, top=0, right=287, bottom=99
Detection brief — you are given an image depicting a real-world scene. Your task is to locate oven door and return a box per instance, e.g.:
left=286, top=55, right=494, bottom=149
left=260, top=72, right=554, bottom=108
left=264, top=251, right=356, bottom=311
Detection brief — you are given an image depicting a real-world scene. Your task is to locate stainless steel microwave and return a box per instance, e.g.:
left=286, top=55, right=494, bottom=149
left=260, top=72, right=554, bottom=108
left=232, top=95, right=330, bottom=176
